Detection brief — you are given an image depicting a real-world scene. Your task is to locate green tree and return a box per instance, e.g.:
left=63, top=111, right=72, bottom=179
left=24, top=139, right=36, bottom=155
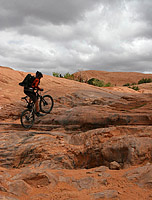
left=52, top=72, right=60, bottom=77
left=87, top=78, right=105, bottom=87
left=64, top=73, right=74, bottom=79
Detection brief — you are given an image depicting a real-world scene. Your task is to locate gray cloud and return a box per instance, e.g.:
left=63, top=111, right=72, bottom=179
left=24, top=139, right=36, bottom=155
left=0, top=0, right=100, bottom=28
left=0, top=0, right=152, bottom=75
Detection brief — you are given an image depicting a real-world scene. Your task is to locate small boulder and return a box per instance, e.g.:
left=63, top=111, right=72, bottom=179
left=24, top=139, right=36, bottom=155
left=91, top=190, right=118, bottom=199
left=110, top=161, right=121, bottom=170
left=72, top=177, right=97, bottom=191
left=8, top=180, right=32, bottom=196
left=125, top=164, right=152, bottom=188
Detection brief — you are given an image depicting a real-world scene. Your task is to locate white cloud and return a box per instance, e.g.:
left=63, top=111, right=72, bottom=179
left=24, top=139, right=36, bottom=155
left=0, top=0, right=152, bottom=74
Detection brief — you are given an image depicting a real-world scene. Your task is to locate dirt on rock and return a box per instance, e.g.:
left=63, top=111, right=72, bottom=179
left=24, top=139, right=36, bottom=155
left=0, top=66, right=152, bottom=200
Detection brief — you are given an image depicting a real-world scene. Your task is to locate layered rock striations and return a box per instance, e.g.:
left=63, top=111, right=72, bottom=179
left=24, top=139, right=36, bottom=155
left=0, top=66, right=152, bottom=199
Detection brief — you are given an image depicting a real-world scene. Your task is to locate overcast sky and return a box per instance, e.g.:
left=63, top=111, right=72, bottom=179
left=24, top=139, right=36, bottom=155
left=0, top=0, right=152, bottom=75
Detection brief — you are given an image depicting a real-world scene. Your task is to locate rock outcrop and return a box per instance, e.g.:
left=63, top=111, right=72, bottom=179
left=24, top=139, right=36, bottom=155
left=0, top=66, right=152, bottom=199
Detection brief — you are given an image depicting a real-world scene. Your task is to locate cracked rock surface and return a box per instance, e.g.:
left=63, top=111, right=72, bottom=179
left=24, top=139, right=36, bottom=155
left=0, top=67, right=152, bottom=199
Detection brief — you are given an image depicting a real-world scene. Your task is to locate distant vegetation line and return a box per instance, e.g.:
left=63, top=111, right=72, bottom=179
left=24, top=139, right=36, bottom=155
left=123, top=78, right=152, bottom=90
left=52, top=72, right=152, bottom=90
left=52, top=72, right=112, bottom=87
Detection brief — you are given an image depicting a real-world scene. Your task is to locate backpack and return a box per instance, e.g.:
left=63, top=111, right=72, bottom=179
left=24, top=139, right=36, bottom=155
left=19, top=74, right=35, bottom=88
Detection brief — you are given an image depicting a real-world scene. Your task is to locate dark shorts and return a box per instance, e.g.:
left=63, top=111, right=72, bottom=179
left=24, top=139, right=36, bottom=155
left=24, top=90, right=37, bottom=103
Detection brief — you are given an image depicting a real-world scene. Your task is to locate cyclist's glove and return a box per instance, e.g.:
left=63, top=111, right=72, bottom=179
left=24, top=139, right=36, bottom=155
left=40, top=88, right=44, bottom=91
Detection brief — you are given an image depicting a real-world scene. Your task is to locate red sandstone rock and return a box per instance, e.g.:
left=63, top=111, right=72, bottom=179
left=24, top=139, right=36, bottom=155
left=0, top=66, right=152, bottom=200
left=125, top=164, right=152, bottom=188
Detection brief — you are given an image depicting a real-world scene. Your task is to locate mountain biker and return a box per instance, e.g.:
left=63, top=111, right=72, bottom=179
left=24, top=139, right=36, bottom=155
left=24, top=71, right=44, bottom=117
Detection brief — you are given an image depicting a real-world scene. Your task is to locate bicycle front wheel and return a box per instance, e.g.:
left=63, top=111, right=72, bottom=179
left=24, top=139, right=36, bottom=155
left=20, top=109, right=35, bottom=129
left=40, top=95, right=54, bottom=113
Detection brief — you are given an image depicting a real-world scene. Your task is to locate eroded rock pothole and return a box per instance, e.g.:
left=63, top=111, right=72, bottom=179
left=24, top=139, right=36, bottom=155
left=0, top=126, right=152, bottom=170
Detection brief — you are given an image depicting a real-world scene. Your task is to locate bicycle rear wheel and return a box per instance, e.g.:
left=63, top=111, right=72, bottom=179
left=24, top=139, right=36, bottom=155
left=20, top=109, right=35, bottom=129
left=40, top=95, right=54, bottom=113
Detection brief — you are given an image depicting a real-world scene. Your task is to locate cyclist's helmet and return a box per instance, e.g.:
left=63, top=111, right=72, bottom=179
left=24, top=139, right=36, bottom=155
left=36, top=71, right=43, bottom=78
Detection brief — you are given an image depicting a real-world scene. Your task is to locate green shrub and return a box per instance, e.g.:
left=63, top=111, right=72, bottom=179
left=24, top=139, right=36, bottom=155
left=52, top=72, right=60, bottom=77
left=131, top=82, right=137, bottom=85
left=123, top=83, right=130, bottom=86
left=88, top=78, right=105, bottom=87
left=104, top=82, right=112, bottom=87
left=138, top=78, right=152, bottom=84
left=87, top=78, right=112, bottom=87
left=131, top=86, right=139, bottom=91
left=63, top=72, right=74, bottom=80
left=52, top=72, right=74, bottom=79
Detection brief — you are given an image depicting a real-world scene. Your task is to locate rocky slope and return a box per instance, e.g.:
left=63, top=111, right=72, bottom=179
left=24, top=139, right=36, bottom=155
left=0, top=66, right=152, bottom=200
left=73, top=70, right=152, bottom=86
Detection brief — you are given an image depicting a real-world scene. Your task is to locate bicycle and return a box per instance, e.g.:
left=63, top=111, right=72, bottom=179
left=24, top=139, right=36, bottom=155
left=20, top=90, right=54, bottom=129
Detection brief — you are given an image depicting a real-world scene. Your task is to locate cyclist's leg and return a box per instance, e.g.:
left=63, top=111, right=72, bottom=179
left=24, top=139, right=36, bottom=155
left=25, top=91, right=42, bottom=116
left=35, top=100, right=39, bottom=112
left=24, top=91, right=37, bottom=109
left=24, top=91, right=31, bottom=108
left=29, top=92, right=40, bottom=113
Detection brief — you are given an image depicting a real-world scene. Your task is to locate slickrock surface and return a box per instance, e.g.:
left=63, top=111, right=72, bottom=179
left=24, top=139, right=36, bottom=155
left=73, top=70, right=152, bottom=86
left=0, top=66, right=152, bottom=200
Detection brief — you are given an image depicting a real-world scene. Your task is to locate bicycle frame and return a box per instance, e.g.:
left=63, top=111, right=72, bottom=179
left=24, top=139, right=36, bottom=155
left=21, top=90, right=42, bottom=104
left=21, top=90, right=46, bottom=115
left=21, top=89, right=53, bottom=128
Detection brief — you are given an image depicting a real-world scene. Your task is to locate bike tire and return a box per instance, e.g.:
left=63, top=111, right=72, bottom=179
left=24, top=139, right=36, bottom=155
left=39, top=95, right=54, bottom=113
left=20, top=109, right=35, bottom=129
